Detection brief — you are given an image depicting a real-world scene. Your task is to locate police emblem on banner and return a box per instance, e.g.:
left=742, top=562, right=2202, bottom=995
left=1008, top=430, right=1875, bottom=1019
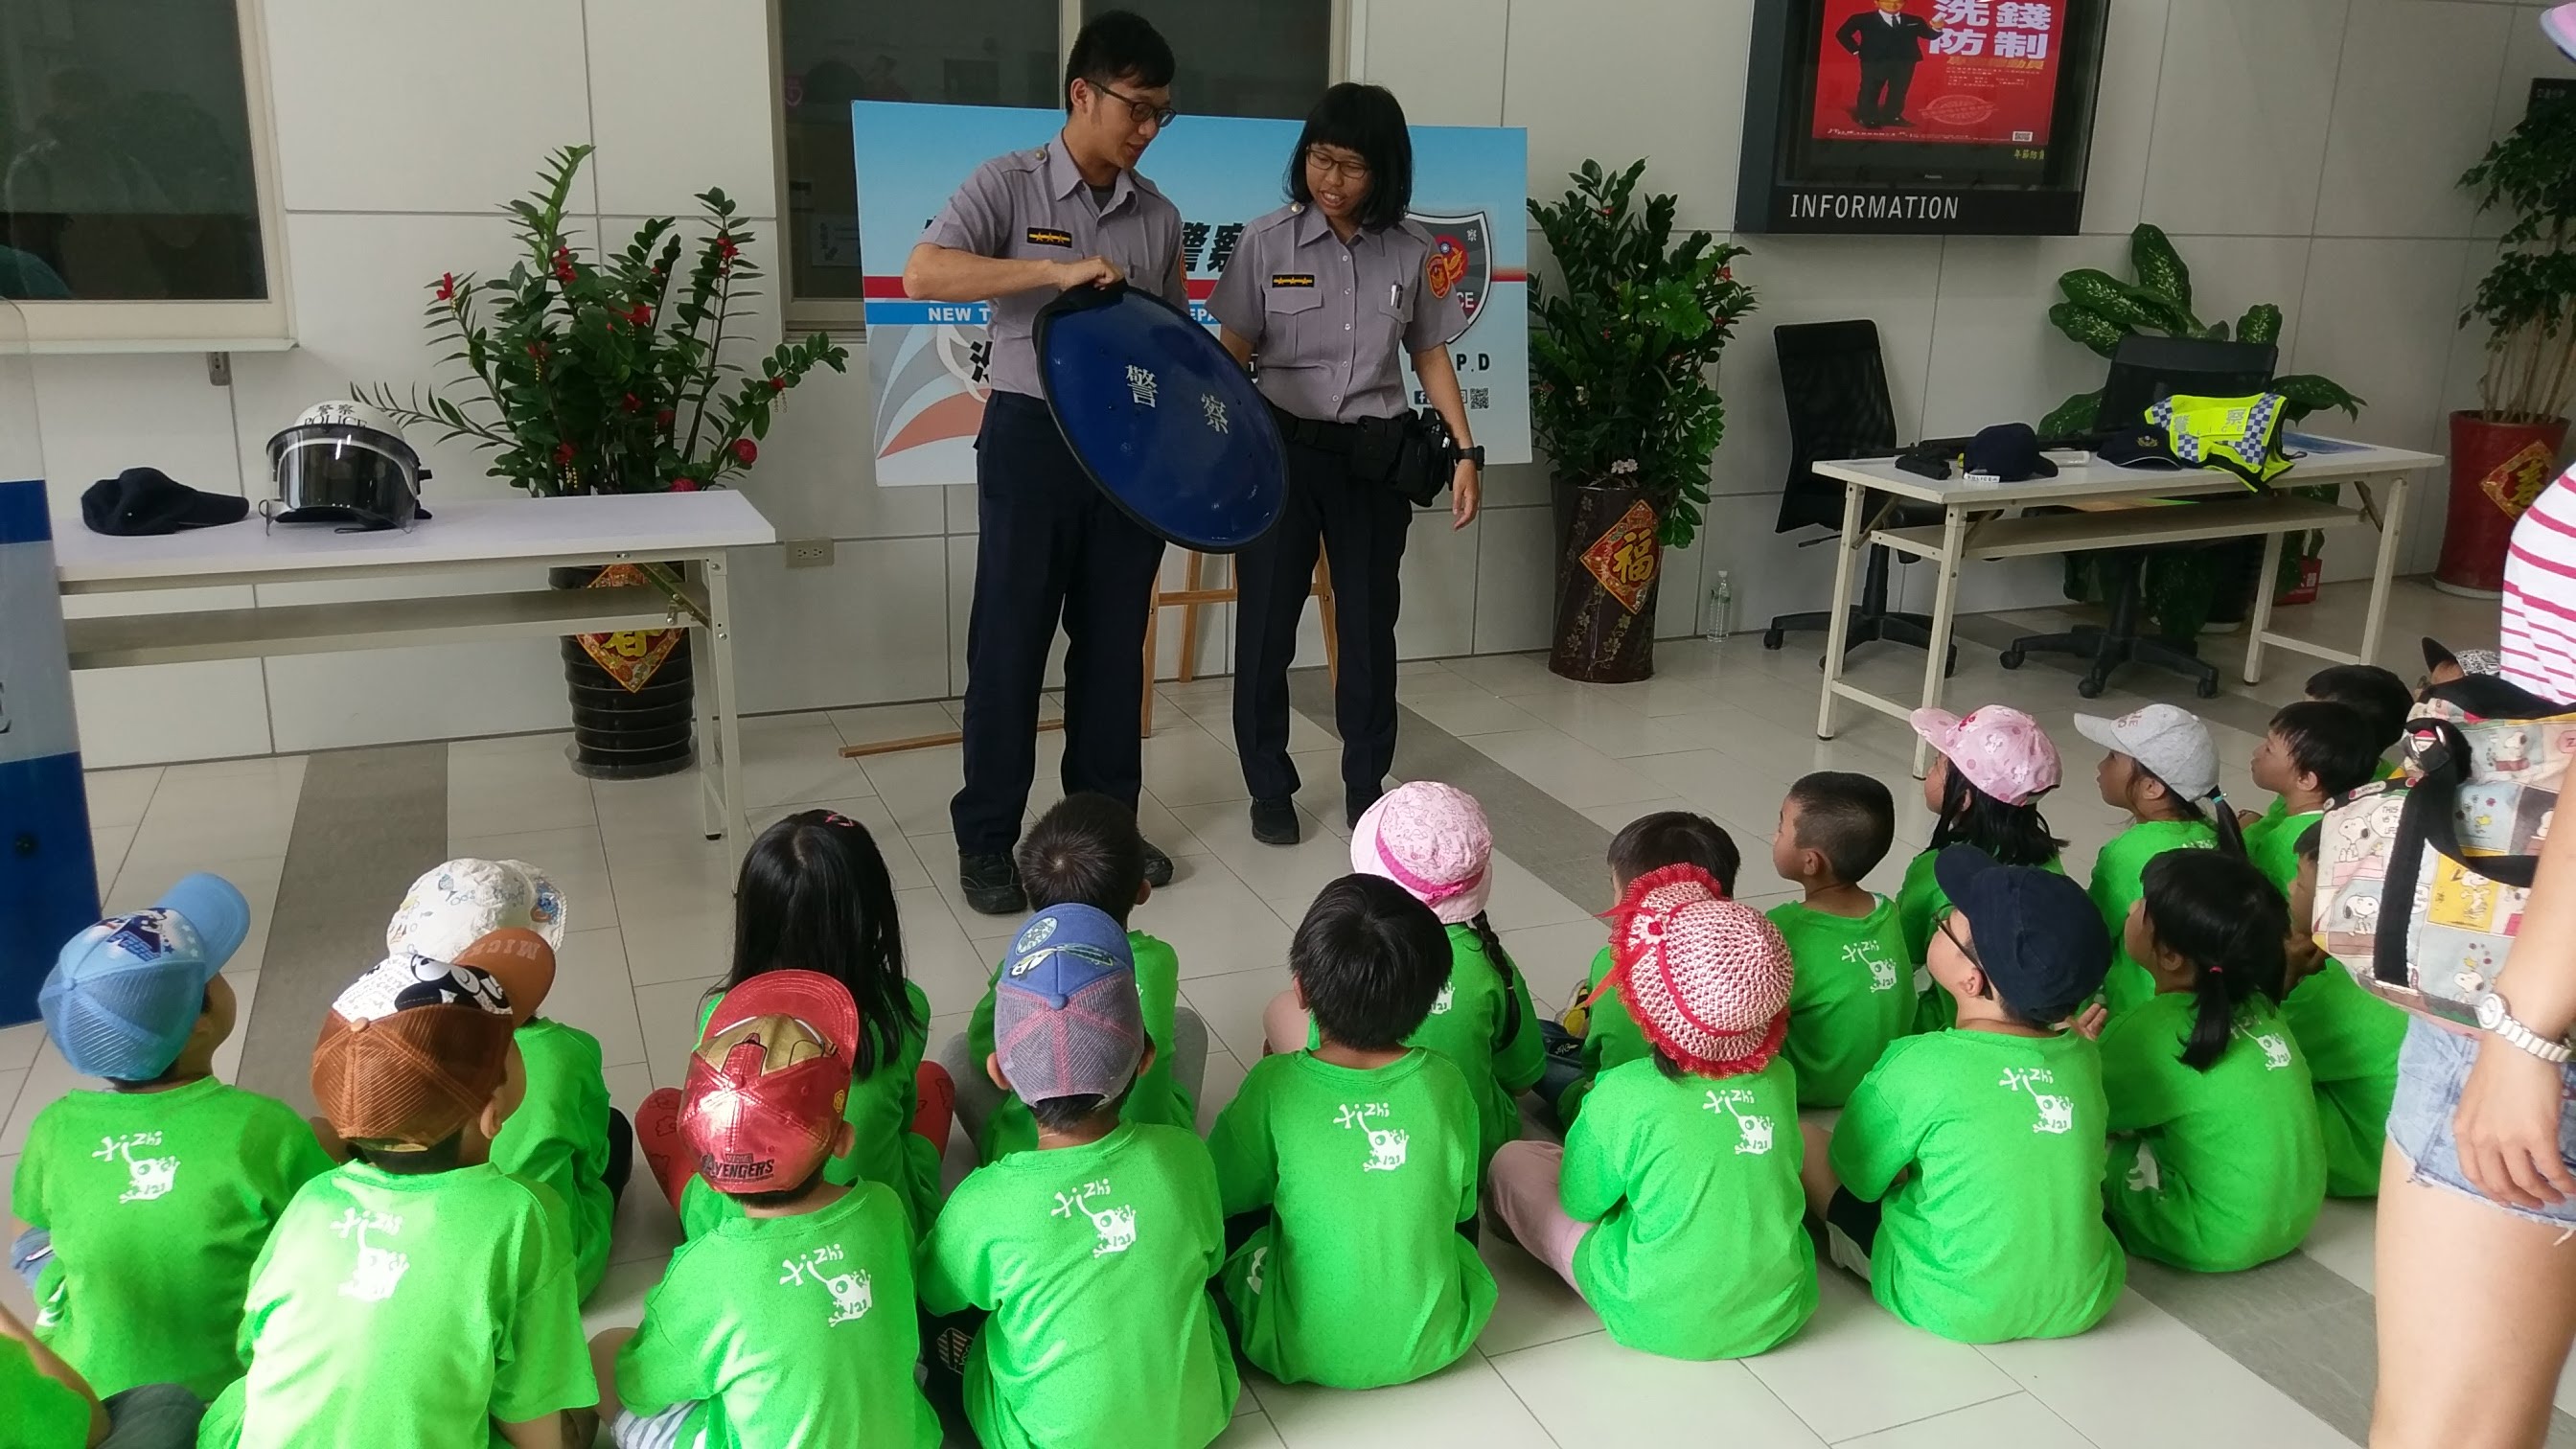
left=1410, top=210, right=1491, bottom=346
left=574, top=564, right=682, bottom=691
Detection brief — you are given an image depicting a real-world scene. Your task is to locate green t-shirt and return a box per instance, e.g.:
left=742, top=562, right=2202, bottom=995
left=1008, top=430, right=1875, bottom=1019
left=918, top=1123, right=1236, bottom=1449
left=1564, top=1056, right=1815, bottom=1359
left=684, top=979, right=940, bottom=1238
left=489, top=1018, right=614, bottom=1300
left=1306, top=925, right=1543, bottom=1169
left=1770, top=896, right=1914, bottom=1108
left=2284, top=962, right=2405, bottom=1197
left=2100, top=994, right=2326, bottom=1271
left=966, top=931, right=1195, bottom=1163
left=199, top=1162, right=595, bottom=1449
left=618, top=1182, right=939, bottom=1449
left=2, top=1334, right=92, bottom=1449
left=2091, top=819, right=2219, bottom=1016
left=2243, top=808, right=2321, bottom=898
left=1208, top=1049, right=1496, bottom=1389
left=13, top=1077, right=331, bottom=1398
left=1898, top=849, right=2066, bottom=1035
left=1559, top=945, right=1647, bottom=1123
left=1829, top=1029, right=2124, bottom=1344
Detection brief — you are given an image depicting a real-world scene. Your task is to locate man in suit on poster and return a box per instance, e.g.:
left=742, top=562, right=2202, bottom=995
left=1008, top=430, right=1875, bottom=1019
left=1836, top=0, right=1944, bottom=128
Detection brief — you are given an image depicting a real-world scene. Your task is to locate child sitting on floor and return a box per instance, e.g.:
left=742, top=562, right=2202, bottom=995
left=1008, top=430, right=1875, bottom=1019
left=945, top=793, right=1207, bottom=1161
left=1545, top=810, right=1740, bottom=1124
left=1262, top=782, right=1543, bottom=1173
left=1768, top=771, right=1913, bottom=1108
left=1804, top=846, right=2124, bottom=1345
left=919, top=905, right=1237, bottom=1449
left=2242, top=702, right=2380, bottom=893
left=2284, top=822, right=2406, bottom=1197
left=2075, top=703, right=2245, bottom=1016
left=2087, top=850, right=2323, bottom=1272
left=1902, top=706, right=2067, bottom=1033
left=591, top=970, right=940, bottom=1449
left=1487, top=864, right=1814, bottom=1359
left=1215, top=874, right=1496, bottom=1389
left=638, top=810, right=948, bottom=1238
left=14, top=875, right=332, bottom=1403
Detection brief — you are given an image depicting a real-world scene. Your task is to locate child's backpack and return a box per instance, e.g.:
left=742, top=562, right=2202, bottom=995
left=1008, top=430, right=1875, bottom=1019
left=2312, top=677, right=2574, bottom=1024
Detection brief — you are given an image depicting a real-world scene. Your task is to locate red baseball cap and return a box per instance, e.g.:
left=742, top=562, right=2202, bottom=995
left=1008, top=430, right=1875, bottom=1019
left=680, top=970, right=859, bottom=1196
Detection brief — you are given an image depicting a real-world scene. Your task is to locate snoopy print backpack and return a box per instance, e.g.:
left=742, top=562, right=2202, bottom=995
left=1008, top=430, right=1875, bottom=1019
left=2312, top=675, right=2574, bottom=1025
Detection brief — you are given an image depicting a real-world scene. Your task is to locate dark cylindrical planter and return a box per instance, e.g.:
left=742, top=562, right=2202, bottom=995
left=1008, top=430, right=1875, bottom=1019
left=2200, top=537, right=2266, bottom=632
left=1548, top=478, right=1663, bottom=683
left=2439, top=410, right=2569, bottom=596
left=551, top=565, right=697, bottom=780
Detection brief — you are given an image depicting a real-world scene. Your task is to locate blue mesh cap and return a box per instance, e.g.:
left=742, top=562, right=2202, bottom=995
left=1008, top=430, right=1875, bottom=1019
left=40, top=873, right=251, bottom=1081
left=994, top=903, right=1143, bottom=1104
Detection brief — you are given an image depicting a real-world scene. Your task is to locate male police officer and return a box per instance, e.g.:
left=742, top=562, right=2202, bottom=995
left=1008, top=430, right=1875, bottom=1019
left=904, top=12, right=1186, bottom=914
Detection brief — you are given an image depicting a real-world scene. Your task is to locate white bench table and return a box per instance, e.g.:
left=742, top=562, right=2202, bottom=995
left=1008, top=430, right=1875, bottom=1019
left=53, top=491, right=776, bottom=852
left=1807, top=439, right=2443, bottom=772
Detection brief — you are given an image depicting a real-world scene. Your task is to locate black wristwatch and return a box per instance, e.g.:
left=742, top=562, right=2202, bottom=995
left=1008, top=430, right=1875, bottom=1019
left=1458, top=445, right=1485, bottom=467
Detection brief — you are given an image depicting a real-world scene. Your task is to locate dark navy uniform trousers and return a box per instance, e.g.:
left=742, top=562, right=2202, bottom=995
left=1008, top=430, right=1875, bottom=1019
left=950, top=391, right=1165, bottom=855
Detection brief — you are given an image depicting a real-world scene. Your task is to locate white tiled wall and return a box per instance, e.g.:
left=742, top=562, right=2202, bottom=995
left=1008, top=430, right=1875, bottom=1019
left=30, top=0, right=2551, bottom=764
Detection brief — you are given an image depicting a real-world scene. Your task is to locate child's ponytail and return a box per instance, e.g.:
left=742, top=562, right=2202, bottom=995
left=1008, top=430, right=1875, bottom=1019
left=2205, top=786, right=2248, bottom=860
left=1929, top=766, right=2065, bottom=867
left=2140, top=850, right=2290, bottom=1071
left=1464, top=909, right=1528, bottom=1051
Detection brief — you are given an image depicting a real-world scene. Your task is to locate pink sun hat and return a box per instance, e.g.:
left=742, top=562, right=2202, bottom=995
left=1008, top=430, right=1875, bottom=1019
left=1350, top=781, right=1492, bottom=926
left=1910, top=704, right=2061, bottom=806
left=2548, top=5, right=2576, bottom=59
left=1595, top=863, right=1792, bottom=1078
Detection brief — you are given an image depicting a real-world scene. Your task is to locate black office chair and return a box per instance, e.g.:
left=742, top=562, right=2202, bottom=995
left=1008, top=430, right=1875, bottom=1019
left=1999, top=335, right=2280, bottom=700
left=1760, top=320, right=1954, bottom=675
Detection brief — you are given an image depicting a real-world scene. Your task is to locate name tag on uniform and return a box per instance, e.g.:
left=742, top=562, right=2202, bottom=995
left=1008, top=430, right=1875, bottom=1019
left=1025, top=227, right=1074, bottom=247
left=1271, top=273, right=1316, bottom=288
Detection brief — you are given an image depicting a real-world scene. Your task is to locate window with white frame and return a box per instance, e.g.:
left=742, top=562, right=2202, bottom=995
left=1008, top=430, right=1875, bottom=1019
left=0, top=0, right=282, bottom=339
left=776, top=0, right=1341, bottom=332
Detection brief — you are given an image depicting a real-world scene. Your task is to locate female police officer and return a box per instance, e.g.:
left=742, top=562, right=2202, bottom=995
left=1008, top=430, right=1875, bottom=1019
left=1208, top=82, right=1483, bottom=846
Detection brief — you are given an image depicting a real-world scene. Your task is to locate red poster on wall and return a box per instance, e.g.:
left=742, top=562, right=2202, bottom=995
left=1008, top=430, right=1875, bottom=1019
left=1809, top=0, right=2064, bottom=148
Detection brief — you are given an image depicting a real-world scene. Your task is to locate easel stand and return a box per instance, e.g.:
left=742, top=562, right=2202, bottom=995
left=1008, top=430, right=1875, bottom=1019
left=838, top=550, right=1337, bottom=760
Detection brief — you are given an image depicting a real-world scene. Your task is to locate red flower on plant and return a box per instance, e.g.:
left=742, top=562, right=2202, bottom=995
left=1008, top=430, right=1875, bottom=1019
left=434, top=272, right=456, bottom=302
left=669, top=477, right=701, bottom=493
left=553, top=442, right=575, bottom=466
left=655, top=408, right=675, bottom=427
left=716, top=234, right=740, bottom=260
left=626, top=303, right=652, bottom=327
left=768, top=376, right=787, bottom=393
left=731, top=438, right=758, bottom=465
left=621, top=392, right=641, bottom=413
left=524, top=341, right=548, bottom=359
left=552, top=246, right=577, bottom=284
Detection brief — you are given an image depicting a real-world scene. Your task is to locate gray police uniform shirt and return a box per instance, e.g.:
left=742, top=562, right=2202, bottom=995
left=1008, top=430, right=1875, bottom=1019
left=919, top=136, right=1186, bottom=399
left=1207, top=202, right=1466, bottom=425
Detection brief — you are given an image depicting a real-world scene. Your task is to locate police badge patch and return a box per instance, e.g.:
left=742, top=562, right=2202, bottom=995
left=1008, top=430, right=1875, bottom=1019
left=1410, top=210, right=1491, bottom=346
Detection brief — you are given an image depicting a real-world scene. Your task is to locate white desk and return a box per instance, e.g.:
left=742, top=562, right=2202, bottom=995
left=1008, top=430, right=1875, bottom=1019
left=55, top=492, right=776, bottom=851
left=1807, top=440, right=2443, bottom=772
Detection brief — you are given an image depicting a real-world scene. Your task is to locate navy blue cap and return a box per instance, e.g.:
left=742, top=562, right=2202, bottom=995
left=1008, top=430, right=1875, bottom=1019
left=1933, top=845, right=2109, bottom=1023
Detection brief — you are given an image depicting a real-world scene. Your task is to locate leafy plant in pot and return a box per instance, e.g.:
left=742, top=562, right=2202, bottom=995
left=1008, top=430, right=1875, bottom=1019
left=1529, top=159, right=1755, bottom=682
left=2449, top=92, right=2576, bottom=595
left=359, top=145, right=848, bottom=779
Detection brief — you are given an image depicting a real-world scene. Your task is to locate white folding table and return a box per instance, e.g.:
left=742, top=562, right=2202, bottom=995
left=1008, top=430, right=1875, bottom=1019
left=53, top=492, right=776, bottom=852
left=1806, top=440, right=2444, bottom=772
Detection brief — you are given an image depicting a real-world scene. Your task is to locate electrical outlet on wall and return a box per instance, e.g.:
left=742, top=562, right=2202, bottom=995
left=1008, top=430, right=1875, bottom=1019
left=784, top=538, right=836, bottom=568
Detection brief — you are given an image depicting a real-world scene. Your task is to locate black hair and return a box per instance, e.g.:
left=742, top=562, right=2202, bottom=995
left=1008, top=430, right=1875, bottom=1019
left=2267, top=701, right=2382, bottom=800
left=2293, top=820, right=2323, bottom=863
left=2305, top=664, right=2413, bottom=754
left=1928, top=766, right=2065, bottom=867
left=1027, top=1092, right=1113, bottom=1135
left=1063, top=10, right=1174, bottom=111
left=1290, top=875, right=1450, bottom=1051
left=352, top=1133, right=465, bottom=1174
left=1283, top=83, right=1415, bottom=233
left=2132, top=761, right=2248, bottom=861
left=1460, top=910, right=1527, bottom=1052
left=1648, top=1045, right=1691, bottom=1081
left=730, top=1158, right=834, bottom=1210
left=1787, top=771, right=1898, bottom=885
left=722, top=810, right=921, bottom=1075
left=2139, top=851, right=2289, bottom=1070
left=1018, top=793, right=1147, bottom=926
left=1608, top=811, right=1742, bottom=894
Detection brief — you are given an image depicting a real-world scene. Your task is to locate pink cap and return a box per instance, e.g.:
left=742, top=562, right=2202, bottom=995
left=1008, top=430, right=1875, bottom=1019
left=1598, top=864, right=1792, bottom=1078
left=2548, top=6, right=2576, bottom=61
left=1349, top=781, right=1492, bottom=926
left=1910, top=705, right=2061, bottom=806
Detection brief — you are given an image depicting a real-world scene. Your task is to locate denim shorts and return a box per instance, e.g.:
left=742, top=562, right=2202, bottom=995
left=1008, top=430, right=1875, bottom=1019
left=2387, top=1016, right=2576, bottom=1228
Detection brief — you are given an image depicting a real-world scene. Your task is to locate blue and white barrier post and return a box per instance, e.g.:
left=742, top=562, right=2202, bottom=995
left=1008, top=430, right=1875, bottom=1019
left=0, top=477, right=98, bottom=1025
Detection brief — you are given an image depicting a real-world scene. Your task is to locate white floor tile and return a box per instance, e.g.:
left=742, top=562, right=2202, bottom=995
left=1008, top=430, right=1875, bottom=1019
left=1482, top=852, right=1598, bottom=932
left=1170, top=801, right=1351, bottom=909
left=448, top=825, right=610, bottom=877
left=1742, top=1271, right=2020, bottom=1444
left=1475, top=1232, right=1600, bottom=1356
left=1495, top=921, right=1612, bottom=1017
left=738, top=719, right=879, bottom=809
left=2, top=1040, right=80, bottom=1156
left=1133, top=861, right=1297, bottom=979
left=1976, top=1290, right=2352, bottom=1449
left=1837, top=1392, right=2093, bottom=1449
left=901, top=886, right=999, bottom=1019
left=2300, top=1196, right=2376, bottom=1295
left=1143, top=724, right=1253, bottom=810
left=0, top=1071, right=23, bottom=1148
left=1464, top=731, right=1667, bottom=811
left=1255, top=1349, right=1554, bottom=1449
left=1179, top=964, right=1295, bottom=1068
left=88, top=826, right=136, bottom=889
left=550, top=928, right=648, bottom=1070
left=1403, top=689, right=1548, bottom=740
left=0, top=1024, right=39, bottom=1074
left=208, top=971, right=261, bottom=1084
left=618, top=903, right=735, bottom=989
left=1487, top=1332, right=1826, bottom=1448
left=1212, top=1410, right=1287, bottom=1447
left=633, top=975, right=724, bottom=1091
left=80, top=767, right=162, bottom=830
left=861, top=744, right=967, bottom=839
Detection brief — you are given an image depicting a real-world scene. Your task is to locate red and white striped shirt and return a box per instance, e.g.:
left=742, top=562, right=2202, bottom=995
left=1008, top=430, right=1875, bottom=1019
left=2502, top=466, right=2576, bottom=702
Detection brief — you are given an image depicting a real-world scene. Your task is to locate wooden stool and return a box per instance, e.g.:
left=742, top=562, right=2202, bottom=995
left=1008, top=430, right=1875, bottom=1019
left=1141, top=549, right=1339, bottom=735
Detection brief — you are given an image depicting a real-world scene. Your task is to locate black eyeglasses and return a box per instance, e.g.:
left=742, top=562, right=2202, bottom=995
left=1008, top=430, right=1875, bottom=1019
left=1303, top=148, right=1372, bottom=183
left=1092, top=81, right=1177, bottom=128
left=1936, top=907, right=1981, bottom=967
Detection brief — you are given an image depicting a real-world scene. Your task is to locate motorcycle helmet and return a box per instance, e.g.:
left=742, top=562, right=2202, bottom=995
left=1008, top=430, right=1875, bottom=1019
left=265, top=400, right=431, bottom=532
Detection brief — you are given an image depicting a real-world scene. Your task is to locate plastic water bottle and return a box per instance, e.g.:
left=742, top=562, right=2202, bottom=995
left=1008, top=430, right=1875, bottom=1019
left=1707, top=569, right=1733, bottom=643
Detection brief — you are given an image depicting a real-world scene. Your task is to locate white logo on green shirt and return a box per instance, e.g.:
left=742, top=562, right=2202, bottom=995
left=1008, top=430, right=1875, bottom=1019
left=93, top=1132, right=177, bottom=1203
left=1051, top=1179, right=1138, bottom=1257
left=329, top=1208, right=408, bottom=1301
left=780, top=1245, right=872, bottom=1324
left=1429, top=981, right=1456, bottom=1016
left=1333, top=1102, right=1408, bottom=1171
left=2237, top=1024, right=2293, bottom=1071
left=1845, top=941, right=1898, bottom=993
left=1998, top=1067, right=2074, bottom=1135
left=2127, top=1140, right=2164, bottom=1194
left=1702, top=1089, right=1775, bottom=1155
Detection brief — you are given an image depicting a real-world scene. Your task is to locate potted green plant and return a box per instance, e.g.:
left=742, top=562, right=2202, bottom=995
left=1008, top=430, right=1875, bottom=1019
left=1528, top=159, right=1754, bottom=682
left=360, top=145, right=847, bottom=779
left=2450, top=93, right=2576, bottom=595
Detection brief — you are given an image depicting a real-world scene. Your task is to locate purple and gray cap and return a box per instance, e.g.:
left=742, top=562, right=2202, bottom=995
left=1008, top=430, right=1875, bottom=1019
left=993, top=903, right=1144, bottom=1106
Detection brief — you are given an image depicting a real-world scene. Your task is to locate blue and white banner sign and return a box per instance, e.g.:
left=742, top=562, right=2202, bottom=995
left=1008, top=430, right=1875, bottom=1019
left=0, top=479, right=99, bottom=1025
